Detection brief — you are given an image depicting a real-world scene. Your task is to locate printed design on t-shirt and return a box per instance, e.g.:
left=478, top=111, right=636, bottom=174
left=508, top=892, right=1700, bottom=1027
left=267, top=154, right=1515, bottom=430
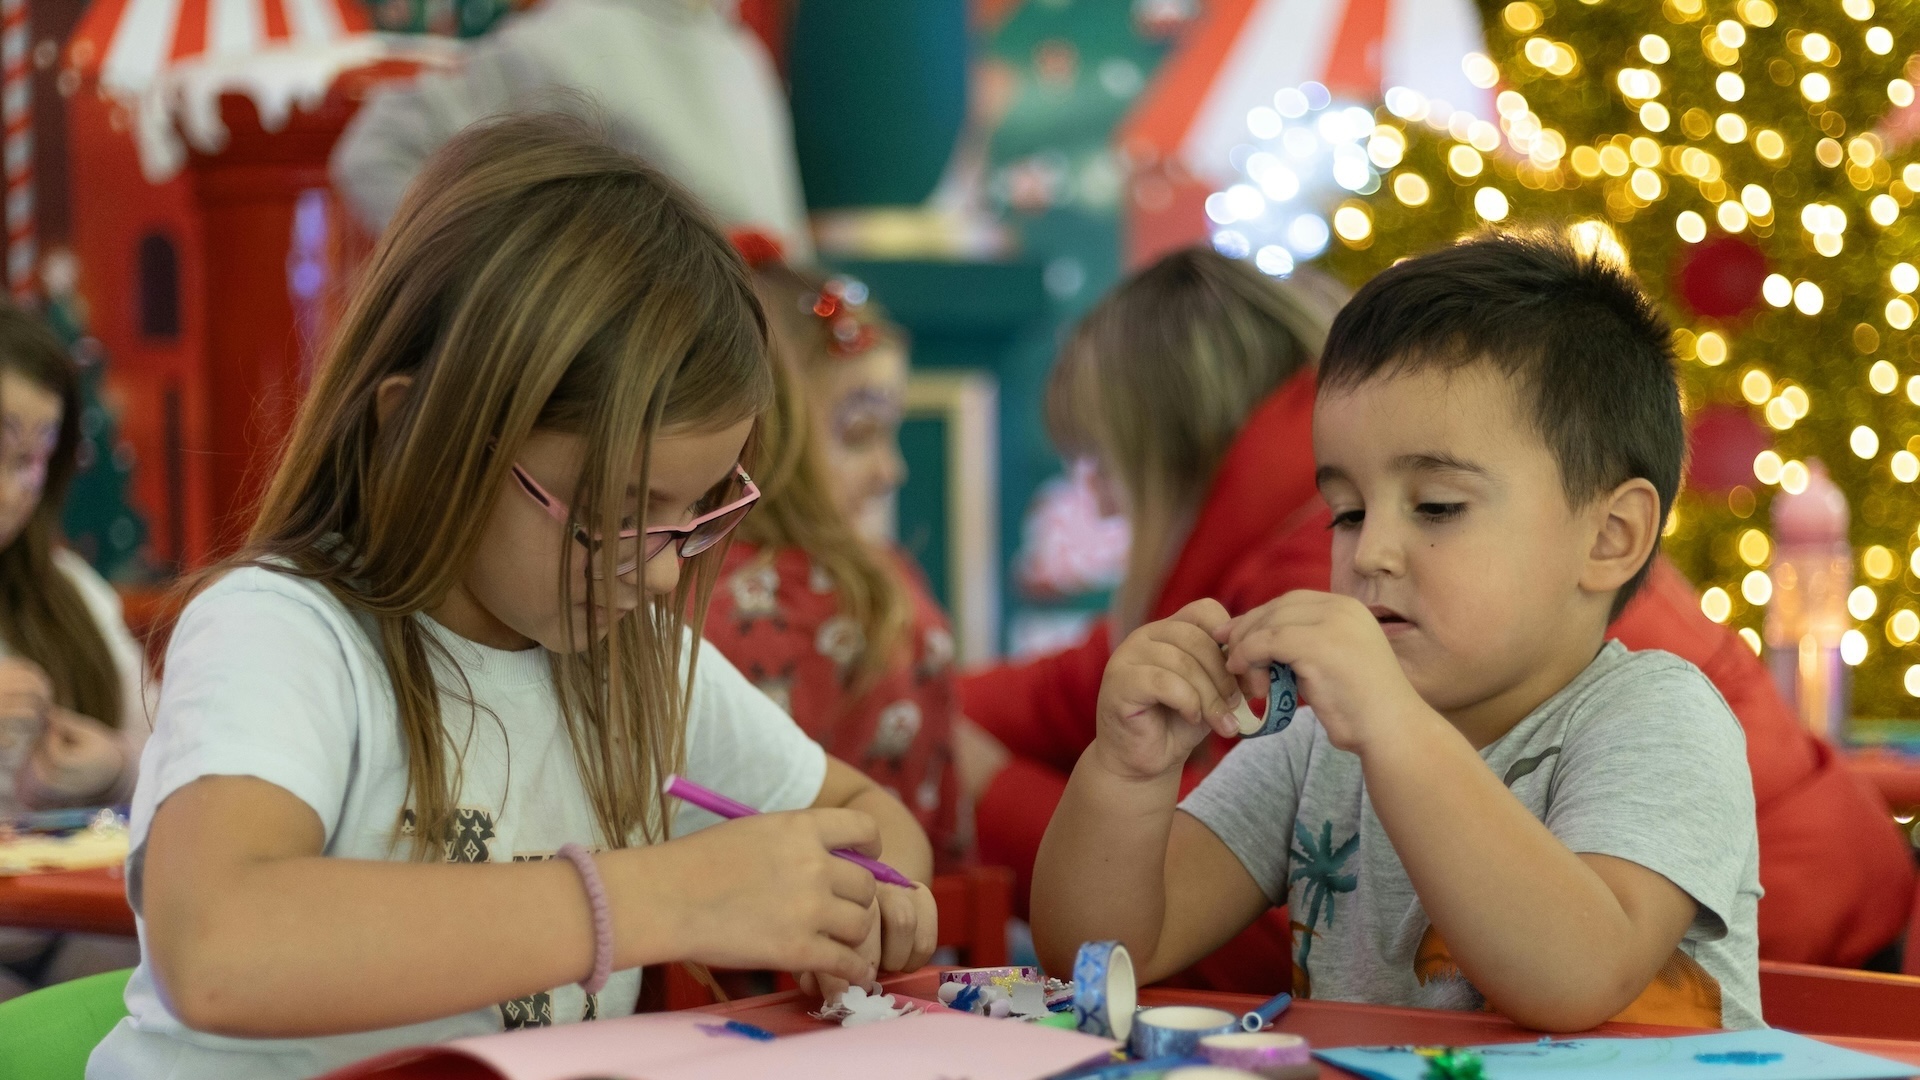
left=1608, top=948, right=1723, bottom=1027
left=808, top=562, right=835, bottom=594
left=398, top=807, right=496, bottom=864
left=1287, top=819, right=1359, bottom=1000
left=501, top=993, right=553, bottom=1030
left=1412, top=925, right=1472, bottom=992
left=816, top=615, right=866, bottom=671
left=1412, top=929, right=1723, bottom=1027
left=727, top=563, right=783, bottom=622
left=1502, top=746, right=1562, bottom=787
left=867, top=700, right=923, bottom=762
left=918, top=627, right=955, bottom=677
left=501, top=847, right=603, bottom=1026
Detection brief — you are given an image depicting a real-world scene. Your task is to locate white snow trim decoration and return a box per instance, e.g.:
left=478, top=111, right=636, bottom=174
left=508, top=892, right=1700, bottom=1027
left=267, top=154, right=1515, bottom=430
left=115, top=34, right=460, bottom=184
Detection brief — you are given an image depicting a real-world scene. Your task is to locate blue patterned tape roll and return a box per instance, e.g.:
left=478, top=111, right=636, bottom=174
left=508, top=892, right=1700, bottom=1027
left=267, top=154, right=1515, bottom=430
left=1254, top=663, right=1298, bottom=737
left=1071, top=940, right=1136, bottom=1042
left=1127, top=1006, right=1243, bottom=1060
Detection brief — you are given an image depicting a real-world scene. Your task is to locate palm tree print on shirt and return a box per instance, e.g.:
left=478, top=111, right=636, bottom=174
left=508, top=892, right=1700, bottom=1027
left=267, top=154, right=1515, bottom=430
left=1288, top=820, right=1358, bottom=998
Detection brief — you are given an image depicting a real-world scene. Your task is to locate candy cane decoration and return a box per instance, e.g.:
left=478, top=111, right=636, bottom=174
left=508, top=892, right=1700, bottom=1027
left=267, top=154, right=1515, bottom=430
left=2, top=0, right=30, bottom=302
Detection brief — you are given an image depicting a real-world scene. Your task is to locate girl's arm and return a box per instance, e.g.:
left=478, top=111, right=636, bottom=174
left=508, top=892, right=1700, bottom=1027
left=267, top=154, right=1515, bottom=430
left=144, top=774, right=883, bottom=1038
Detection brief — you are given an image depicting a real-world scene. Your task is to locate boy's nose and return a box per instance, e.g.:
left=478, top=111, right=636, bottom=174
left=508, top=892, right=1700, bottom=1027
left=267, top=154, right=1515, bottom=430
left=1350, top=521, right=1406, bottom=578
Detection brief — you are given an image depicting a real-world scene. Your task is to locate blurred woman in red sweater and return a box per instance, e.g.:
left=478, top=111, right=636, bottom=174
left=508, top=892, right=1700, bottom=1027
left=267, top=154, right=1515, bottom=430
left=704, top=244, right=964, bottom=871
left=960, top=247, right=1914, bottom=983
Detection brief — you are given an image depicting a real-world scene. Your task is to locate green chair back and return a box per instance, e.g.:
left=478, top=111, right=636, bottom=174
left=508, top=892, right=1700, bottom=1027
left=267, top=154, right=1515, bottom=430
left=0, top=968, right=132, bottom=1080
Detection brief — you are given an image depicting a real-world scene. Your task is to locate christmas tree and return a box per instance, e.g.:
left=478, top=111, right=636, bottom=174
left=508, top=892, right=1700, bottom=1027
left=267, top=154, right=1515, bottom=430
left=1309, top=0, right=1919, bottom=718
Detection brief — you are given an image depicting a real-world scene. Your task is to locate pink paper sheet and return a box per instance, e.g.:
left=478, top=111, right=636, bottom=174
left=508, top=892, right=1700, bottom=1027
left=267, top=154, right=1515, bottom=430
left=648, top=1011, right=1118, bottom=1080
left=324, top=1007, right=1117, bottom=1080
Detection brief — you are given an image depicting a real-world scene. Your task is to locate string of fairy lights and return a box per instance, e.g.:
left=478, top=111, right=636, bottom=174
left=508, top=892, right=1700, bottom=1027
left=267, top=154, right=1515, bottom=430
left=1218, top=0, right=1920, bottom=716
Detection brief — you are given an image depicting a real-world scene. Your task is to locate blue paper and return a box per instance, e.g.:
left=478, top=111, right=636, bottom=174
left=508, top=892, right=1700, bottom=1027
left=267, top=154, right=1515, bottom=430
left=1315, top=1029, right=1915, bottom=1080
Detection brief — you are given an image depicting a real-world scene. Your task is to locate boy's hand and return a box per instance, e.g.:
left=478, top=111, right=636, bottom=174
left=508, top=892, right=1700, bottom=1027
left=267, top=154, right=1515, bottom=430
left=1093, top=600, right=1243, bottom=781
left=1218, top=591, right=1430, bottom=754
left=19, top=708, right=126, bottom=807
left=800, top=880, right=936, bottom=1001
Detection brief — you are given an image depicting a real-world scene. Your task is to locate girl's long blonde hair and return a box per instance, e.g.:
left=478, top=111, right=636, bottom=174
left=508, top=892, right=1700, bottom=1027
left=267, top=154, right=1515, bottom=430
left=1046, top=247, right=1343, bottom=632
left=231, top=112, right=771, bottom=855
left=736, top=263, right=911, bottom=691
left=0, top=308, right=122, bottom=727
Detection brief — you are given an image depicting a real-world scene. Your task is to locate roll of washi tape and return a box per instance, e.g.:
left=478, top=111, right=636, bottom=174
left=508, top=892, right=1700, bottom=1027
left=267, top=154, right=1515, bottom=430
left=1127, top=1005, right=1242, bottom=1060
left=939, top=966, right=1043, bottom=988
left=1238, top=663, right=1299, bottom=737
left=1199, top=1032, right=1314, bottom=1078
left=1165, top=1068, right=1270, bottom=1080
left=1072, top=940, right=1137, bottom=1042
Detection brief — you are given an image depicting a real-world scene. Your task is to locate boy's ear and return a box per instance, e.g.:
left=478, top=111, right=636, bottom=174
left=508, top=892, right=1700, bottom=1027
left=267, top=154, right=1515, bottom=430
left=374, top=375, right=415, bottom=432
left=1580, top=477, right=1662, bottom=597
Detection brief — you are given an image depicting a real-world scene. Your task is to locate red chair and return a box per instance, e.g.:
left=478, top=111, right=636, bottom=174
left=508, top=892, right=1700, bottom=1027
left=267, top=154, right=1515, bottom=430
left=1759, top=960, right=1920, bottom=1040
left=653, top=865, right=1014, bottom=1010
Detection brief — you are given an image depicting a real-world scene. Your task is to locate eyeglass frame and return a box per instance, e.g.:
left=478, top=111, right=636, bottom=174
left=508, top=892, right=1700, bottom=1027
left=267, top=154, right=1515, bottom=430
left=507, top=460, right=759, bottom=578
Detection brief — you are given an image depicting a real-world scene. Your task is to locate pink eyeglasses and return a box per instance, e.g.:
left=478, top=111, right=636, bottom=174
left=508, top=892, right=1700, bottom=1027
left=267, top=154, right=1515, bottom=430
left=509, top=461, right=760, bottom=578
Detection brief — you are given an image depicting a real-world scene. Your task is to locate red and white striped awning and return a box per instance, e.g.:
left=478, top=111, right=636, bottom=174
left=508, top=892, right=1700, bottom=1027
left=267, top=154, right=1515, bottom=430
left=1121, top=0, right=1491, bottom=185
left=65, top=0, right=454, bottom=181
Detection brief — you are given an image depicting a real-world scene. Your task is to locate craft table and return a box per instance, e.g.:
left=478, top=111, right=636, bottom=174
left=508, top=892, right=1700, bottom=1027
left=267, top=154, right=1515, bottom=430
left=0, top=866, right=135, bottom=936
left=694, top=970, right=1920, bottom=1077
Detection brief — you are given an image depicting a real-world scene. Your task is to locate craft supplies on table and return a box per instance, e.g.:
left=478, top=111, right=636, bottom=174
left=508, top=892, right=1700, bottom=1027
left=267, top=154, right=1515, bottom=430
left=662, top=774, right=914, bottom=887
left=1071, top=939, right=1138, bottom=1042
left=1314, top=1028, right=1917, bottom=1080
left=1239, top=991, right=1294, bottom=1032
left=1200, top=1031, right=1316, bottom=1079
left=1128, top=1006, right=1243, bottom=1059
left=0, top=807, right=127, bottom=875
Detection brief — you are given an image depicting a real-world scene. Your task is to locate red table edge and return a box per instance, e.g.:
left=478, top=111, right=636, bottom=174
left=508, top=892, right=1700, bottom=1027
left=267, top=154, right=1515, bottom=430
left=0, top=866, right=137, bottom=936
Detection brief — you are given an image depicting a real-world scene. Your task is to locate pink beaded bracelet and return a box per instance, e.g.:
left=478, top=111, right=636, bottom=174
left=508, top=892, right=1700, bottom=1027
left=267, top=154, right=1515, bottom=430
left=556, top=843, right=613, bottom=996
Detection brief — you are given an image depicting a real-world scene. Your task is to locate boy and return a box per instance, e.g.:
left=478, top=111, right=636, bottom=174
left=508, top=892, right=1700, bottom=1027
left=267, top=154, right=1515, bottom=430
left=1031, top=233, right=1761, bottom=1031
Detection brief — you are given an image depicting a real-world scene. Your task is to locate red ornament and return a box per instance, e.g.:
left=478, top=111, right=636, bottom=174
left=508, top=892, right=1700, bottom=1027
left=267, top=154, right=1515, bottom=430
left=727, top=228, right=785, bottom=269
left=1674, top=235, right=1769, bottom=320
left=1687, top=403, right=1772, bottom=493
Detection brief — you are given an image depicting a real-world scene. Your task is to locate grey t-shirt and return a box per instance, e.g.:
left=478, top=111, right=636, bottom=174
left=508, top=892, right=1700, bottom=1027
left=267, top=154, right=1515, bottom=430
left=1182, top=641, right=1763, bottom=1029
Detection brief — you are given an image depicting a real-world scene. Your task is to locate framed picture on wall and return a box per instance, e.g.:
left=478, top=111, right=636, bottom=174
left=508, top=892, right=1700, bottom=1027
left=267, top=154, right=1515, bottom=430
left=894, top=370, right=999, bottom=664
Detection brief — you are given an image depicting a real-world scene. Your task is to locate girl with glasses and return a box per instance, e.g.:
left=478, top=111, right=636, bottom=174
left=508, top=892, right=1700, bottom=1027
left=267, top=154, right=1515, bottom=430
left=702, top=243, right=966, bottom=907
left=0, top=305, right=150, bottom=1001
left=92, top=114, right=934, bottom=1080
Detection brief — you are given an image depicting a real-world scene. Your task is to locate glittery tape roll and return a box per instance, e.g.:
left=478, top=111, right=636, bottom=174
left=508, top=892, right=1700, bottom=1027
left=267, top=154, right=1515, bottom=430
left=939, top=966, right=1043, bottom=988
left=1127, top=1005, right=1242, bottom=1060
left=1071, top=940, right=1136, bottom=1042
left=1199, top=1032, right=1313, bottom=1077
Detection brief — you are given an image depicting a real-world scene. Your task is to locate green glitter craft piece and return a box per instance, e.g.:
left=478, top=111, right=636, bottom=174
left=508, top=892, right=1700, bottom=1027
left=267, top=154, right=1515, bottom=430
left=1419, top=1047, right=1486, bottom=1080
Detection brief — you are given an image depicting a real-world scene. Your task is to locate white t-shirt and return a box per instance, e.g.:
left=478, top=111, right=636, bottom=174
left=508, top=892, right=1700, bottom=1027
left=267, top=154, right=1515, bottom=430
left=88, top=565, right=828, bottom=1080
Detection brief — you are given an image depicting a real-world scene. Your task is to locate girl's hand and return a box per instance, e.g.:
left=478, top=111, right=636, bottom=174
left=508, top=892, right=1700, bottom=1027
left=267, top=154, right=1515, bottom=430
left=0, top=657, right=51, bottom=723
left=798, top=880, right=938, bottom=1001
left=1217, top=591, right=1430, bottom=754
left=20, top=708, right=126, bottom=807
left=636, top=808, right=884, bottom=988
left=1092, top=600, right=1242, bottom=781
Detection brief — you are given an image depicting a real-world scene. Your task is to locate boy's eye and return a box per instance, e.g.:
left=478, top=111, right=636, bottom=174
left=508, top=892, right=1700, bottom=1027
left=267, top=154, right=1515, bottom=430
left=1329, top=509, right=1364, bottom=530
left=1416, top=502, right=1466, bottom=522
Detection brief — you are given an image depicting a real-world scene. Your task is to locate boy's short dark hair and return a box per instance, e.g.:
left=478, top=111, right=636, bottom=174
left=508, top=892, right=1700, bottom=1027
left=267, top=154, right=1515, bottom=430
left=1318, top=230, right=1684, bottom=615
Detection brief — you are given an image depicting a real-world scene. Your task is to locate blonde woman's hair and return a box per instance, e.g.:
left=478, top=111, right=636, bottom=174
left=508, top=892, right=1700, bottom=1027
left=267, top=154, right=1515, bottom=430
left=0, top=308, right=122, bottom=728
left=1046, top=247, right=1343, bottom=632
left=737, top=263, right=911, bottom=691
left=224, top=112, right=772, bottom=856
